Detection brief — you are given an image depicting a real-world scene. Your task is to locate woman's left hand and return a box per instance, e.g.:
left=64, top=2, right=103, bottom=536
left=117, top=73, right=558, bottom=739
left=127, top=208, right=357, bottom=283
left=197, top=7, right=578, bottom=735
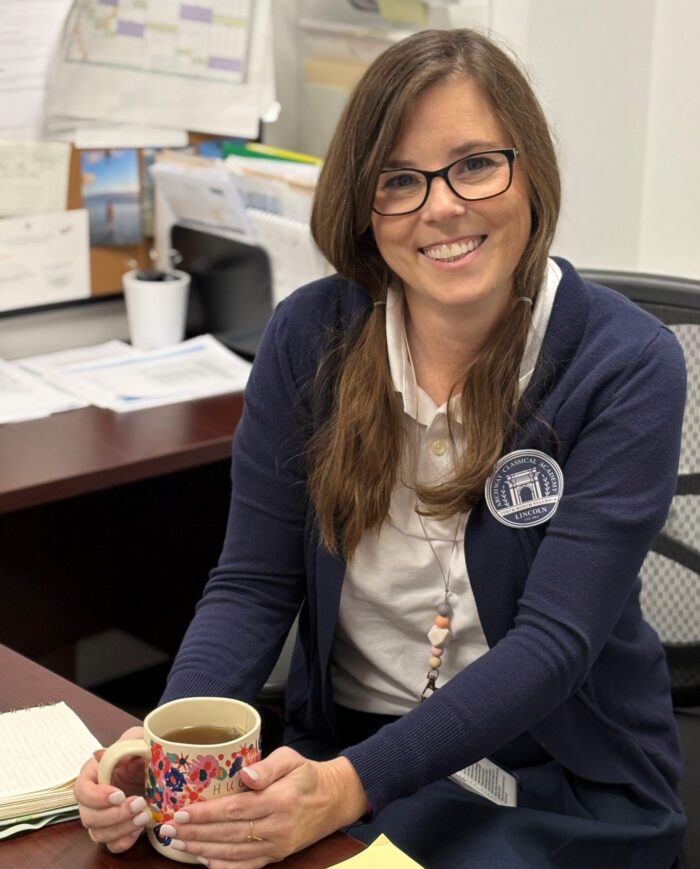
left=156, top=746, right=368, bottom=868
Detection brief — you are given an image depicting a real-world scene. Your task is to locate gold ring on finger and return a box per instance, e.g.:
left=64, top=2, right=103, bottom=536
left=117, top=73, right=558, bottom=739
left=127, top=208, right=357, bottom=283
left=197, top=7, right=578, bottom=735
left=87, top=828, right=99, bottom=844
left=246, top=820, right=264, bottom=842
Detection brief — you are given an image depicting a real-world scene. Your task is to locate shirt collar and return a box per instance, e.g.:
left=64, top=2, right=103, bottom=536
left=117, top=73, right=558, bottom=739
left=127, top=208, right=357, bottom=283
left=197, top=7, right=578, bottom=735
left=385, top=257, right=562, bottom=423
left=518, top=257, right=561, bottom=394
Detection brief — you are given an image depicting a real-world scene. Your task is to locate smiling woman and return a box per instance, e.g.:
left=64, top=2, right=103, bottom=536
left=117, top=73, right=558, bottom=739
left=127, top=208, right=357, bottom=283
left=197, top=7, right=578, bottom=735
left=74, top=28, right=687, bottom=869
left=309, top=29, right=559, bottom=550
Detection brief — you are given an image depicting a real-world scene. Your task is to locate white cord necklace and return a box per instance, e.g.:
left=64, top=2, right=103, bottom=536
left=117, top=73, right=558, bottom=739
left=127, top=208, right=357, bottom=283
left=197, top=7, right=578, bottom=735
left=415, top=508, right=462, bottom=700
left=404, top=317, right=464, bottom=700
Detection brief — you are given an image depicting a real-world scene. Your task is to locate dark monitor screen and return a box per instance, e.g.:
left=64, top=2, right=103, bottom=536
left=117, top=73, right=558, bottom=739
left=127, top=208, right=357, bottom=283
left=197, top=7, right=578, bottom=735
left=172, top=223, right=273, bottom=359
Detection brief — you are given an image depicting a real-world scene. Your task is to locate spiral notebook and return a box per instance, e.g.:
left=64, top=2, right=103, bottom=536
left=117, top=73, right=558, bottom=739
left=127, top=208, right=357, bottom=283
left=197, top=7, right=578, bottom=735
left=0, top=702, right=102, bottom=839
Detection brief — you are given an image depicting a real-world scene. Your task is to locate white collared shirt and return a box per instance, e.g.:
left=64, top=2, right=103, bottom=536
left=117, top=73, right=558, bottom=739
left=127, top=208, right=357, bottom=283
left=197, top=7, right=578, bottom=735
left=331, top=259, right=562, bottom=714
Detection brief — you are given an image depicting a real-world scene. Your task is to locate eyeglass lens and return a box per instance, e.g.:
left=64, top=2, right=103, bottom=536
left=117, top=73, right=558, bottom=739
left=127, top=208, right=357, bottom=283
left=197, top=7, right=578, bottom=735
left=374, top=150, right=514, bottom=216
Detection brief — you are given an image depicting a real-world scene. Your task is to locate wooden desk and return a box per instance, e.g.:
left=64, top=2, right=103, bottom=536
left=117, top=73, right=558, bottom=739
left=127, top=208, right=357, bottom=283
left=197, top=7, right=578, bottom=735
left=0, top=645, right=365, bottom=868
left=0, top=392, right=244, bottom=515
left=0, top=394, right=244, bottom=664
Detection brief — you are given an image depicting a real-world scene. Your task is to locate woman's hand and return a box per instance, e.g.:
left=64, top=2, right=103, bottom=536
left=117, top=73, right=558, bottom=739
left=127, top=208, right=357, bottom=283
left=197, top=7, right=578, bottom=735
left=74, top=725, right=150, bottom=853
left=156, top=746, right=369, bottom=868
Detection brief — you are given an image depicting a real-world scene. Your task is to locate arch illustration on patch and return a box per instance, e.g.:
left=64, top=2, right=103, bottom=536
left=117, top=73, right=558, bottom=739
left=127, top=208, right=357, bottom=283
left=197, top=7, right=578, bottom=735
left=485, top=449, right=564, bottom=528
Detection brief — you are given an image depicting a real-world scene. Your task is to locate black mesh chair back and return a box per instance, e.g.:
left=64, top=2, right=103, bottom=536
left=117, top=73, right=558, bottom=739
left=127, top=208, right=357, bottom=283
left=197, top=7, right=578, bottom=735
left=580, top=268, right=700, bottom=869
left=581, top=270, right=700, bottom=707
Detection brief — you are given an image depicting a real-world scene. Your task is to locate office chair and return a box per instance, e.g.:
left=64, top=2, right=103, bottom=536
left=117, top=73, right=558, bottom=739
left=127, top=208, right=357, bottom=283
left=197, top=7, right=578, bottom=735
left=581, top=268, right=700, bottom=868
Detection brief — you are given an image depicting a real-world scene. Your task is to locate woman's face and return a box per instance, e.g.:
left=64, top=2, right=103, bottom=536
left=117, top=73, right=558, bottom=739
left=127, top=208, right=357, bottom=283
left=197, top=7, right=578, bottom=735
left=371, top=75, right=532, bottom=320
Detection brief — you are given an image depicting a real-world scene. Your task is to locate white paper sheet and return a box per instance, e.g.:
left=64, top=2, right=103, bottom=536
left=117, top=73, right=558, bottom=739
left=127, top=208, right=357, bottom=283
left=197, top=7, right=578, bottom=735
left=248, top=208, right=333, bottom=305
left=0, top=1, right=73, bottom=138
left=0, top=140, right=72, bottom=218
left=73, top=125, right=189, bottom=150
left=0, top=361, right=85, bottom=423
left=0, top=210, right=90, bottom=312
left=47, top=0, right=275, bottom=138
left=225, top=155, right=319, bottom=222
left=0, top=702, right=101, bottom=799
left=18, top=339, right=137, bottom=376
left=0, top=805, right=79, bottom=840
left=150, top=161, right=254, bottom=238
left=47, top=334, right=251, bottom=412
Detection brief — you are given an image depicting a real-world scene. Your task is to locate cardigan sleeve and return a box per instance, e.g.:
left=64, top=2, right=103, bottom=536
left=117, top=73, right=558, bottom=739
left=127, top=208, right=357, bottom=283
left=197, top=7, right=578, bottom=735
left=161, top=300, right=311, bottom=705
left=342, top=324, right=687, bottom=812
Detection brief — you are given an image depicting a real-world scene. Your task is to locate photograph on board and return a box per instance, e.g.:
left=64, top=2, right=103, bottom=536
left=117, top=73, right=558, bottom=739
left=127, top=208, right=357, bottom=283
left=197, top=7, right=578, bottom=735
left=79, top=148, right=143, bottom=247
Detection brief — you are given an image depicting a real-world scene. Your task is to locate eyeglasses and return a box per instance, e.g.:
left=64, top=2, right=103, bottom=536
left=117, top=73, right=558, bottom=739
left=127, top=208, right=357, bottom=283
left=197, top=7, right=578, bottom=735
left=372, top=148, right=519, bottom=216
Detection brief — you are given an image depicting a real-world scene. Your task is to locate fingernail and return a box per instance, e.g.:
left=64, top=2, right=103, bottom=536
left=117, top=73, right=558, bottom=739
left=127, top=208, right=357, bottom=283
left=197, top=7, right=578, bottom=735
left=133, top=811, right=149, bottom=827
left=170, top=839, right=186, bottom=851
left=108, top=790, right=126, bottom=806
left=197, top=859, right=209, bottom=867
left=129, top=796, right=147, bottom=813
left=173, top=810, right=191, bottom=823
left=160, top=824, right=177, bottom=837
left=244, top=767, right=259, bottom=780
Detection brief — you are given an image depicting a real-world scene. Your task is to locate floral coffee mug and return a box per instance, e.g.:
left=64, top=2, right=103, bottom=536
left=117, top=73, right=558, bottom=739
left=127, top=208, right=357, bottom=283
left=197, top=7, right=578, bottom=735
left=98, top=696, right=261, bottom=864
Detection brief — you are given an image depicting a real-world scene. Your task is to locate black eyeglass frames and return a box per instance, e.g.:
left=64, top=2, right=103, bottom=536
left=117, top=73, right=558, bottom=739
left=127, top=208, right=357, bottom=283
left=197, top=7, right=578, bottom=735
left=372, top=148, right=519, bottom=216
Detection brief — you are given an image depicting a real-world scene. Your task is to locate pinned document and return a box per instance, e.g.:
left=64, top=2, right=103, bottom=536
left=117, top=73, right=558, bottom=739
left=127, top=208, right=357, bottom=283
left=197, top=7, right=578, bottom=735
left=0, top=210, right=90, bottom=312
left=46, top=0, right=275, bottom=138
left=0, top=140, right=71, bottom=218
left=377, top=0, right=428, bottom=26
left=0, top=0, right=73, bottom=138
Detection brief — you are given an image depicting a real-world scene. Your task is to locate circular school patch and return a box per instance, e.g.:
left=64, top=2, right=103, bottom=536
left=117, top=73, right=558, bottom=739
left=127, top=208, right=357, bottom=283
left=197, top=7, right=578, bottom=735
left=485, top=449, right=563, bottom=528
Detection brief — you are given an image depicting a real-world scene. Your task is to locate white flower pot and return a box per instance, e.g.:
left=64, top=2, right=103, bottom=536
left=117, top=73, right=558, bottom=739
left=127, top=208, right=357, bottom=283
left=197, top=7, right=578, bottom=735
left=122, top=268, right=190, bottom=351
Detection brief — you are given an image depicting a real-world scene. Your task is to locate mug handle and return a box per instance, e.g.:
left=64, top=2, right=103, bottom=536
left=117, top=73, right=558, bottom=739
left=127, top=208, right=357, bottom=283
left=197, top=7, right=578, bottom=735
left=98, top=739, right=151, bottom=787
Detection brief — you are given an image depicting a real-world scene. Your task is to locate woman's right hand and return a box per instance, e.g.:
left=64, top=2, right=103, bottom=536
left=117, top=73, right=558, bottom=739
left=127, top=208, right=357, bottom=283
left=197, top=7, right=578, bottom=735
left=74, top=725, right=150, bottom=852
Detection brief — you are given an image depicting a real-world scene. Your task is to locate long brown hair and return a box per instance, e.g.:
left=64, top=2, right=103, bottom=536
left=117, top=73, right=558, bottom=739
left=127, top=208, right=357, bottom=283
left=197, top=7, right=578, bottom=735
left=308, top=29, right=560, bottom=558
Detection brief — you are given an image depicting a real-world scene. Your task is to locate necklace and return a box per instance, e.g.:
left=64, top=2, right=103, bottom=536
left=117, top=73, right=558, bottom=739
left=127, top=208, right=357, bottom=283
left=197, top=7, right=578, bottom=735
left=402, top=304, right=464, bottom=700
left=415, top=508, right=462, bottom=700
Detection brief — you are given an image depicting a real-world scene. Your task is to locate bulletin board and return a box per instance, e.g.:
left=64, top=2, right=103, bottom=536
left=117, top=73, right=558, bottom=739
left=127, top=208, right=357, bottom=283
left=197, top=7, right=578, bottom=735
left=1, top=0, right=274, bottom=306
left=66, top=133, right=216, bottom=297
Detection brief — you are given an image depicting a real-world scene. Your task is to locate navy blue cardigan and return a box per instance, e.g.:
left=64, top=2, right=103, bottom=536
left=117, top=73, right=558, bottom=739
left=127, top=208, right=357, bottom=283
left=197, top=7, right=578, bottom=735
left=162, top=258, right=686, bottom=815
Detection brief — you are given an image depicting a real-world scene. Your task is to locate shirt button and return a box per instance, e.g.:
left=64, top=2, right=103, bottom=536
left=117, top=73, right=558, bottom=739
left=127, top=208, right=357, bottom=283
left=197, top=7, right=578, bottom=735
left=431, top=440, right=447, bottom=456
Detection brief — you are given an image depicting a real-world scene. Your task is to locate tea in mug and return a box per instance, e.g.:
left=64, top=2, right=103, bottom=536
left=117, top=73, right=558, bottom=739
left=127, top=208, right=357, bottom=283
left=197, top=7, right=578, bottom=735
left=160, top=724, right=245, bottom=744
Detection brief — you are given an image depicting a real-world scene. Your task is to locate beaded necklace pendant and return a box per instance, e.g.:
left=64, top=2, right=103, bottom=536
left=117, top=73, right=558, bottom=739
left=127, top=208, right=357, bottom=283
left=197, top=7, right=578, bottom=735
left=421, top=599, right=453, bottom=700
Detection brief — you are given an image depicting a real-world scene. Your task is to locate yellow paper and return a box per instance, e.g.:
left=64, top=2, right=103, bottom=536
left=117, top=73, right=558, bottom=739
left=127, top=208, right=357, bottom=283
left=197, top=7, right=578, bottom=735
left=378, top=0, right=428, bottom=26
left=0, top=140, right=71, bottom=218
left=331, top=834, right=425, bottom=868
left=303, top=56, right=369, bottom=91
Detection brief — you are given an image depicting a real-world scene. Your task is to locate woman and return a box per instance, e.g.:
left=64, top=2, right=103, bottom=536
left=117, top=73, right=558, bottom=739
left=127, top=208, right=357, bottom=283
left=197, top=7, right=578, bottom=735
left=75, top=29, right=687, bottom=868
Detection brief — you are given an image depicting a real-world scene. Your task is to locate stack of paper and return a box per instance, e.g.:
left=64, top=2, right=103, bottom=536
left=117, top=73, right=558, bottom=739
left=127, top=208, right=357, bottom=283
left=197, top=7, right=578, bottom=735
left=41, top=335, right=252, bottom=413
left=0, top=361, right=86, bottom=424
left=224, top=154, right=320, bottom=223
left=0, top=340, right=139, bottom=424
left=150, top=159, right=254, bottom=238
left=0, top=702, right=102, bottom=840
